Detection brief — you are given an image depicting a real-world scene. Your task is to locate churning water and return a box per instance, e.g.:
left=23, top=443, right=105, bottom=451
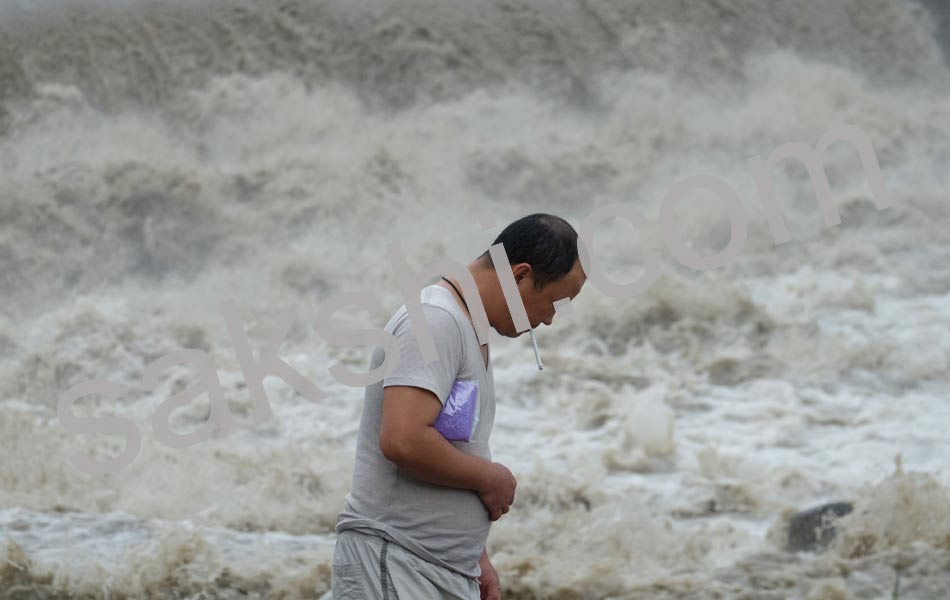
left=1, top=0, right=949, bottom=597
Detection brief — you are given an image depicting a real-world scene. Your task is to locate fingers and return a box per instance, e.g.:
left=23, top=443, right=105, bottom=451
left=490, top=502, right=512, bottom=521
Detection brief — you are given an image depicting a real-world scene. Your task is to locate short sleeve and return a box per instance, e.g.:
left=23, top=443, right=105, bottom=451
left=382, top=304, right=464, bottom=406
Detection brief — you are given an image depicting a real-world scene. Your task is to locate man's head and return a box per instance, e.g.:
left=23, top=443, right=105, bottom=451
left=472, top=213, right=587, bottom=338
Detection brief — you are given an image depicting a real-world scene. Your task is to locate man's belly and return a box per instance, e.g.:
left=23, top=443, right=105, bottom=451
left=338, top=439, right=493, bottom=574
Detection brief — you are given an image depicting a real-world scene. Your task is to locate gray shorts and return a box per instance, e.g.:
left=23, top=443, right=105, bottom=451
left=331, top=529, right=480, bottom=600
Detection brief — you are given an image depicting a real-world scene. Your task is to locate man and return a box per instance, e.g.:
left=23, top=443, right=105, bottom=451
left=333, top=213, right=587, bottom=599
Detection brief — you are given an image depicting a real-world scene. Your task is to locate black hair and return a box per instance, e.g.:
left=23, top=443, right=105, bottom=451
left=477, top=213, right=579, bottom=291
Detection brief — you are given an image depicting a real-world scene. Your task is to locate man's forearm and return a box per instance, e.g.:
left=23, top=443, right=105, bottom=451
left=384, top=426, right=491, bottom=491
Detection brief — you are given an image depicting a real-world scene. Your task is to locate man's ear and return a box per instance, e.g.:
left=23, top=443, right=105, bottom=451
left=512, top=263, right=531, bottom=283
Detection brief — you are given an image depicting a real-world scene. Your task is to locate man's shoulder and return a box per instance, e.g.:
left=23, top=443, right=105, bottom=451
left=387, top=287, right=465, bottom=337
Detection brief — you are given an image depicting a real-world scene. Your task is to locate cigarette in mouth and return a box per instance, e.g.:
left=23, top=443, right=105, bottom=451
left=529, top=328, right=543, bottom=371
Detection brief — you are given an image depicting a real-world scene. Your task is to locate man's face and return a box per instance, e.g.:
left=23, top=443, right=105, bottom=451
left=501, top=258, right=587, bottom=338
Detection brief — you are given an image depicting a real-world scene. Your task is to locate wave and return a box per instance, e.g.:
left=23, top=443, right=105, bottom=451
left=0, top=0, right=945, bottom=132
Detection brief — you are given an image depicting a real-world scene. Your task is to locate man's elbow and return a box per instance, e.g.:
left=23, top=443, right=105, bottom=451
left=379, top=430, right=420, bottom=465
left=379, top=432, right=402, bottom=463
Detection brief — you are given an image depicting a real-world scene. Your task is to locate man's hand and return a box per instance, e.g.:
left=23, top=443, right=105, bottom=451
left=479, top=549, right=501, bottom=600
left=476, top=462, right=517, bottom=521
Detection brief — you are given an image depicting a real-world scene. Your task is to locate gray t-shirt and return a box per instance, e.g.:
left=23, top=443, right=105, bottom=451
left=335, top=284, right=496, bottom=579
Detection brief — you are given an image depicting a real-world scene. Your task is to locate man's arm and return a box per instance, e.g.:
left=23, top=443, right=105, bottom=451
left=379, top=385, right=516, bottom=520
left=479, top=548, right=501, bottom=600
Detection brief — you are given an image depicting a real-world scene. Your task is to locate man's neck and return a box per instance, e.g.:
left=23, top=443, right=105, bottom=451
left=437, top=267, right=492, bottom=347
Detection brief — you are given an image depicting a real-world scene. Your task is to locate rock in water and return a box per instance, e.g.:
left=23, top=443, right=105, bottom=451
left=787, top=501, right=854, bottom=552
